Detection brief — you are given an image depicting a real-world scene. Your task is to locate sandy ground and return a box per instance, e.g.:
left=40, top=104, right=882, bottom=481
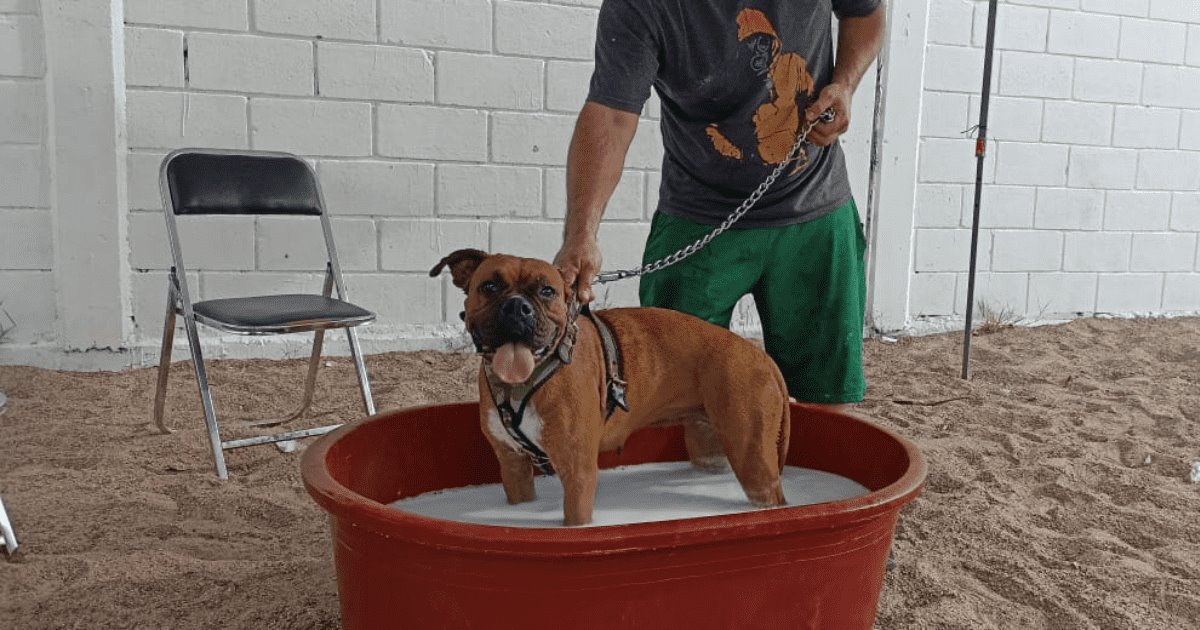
left=1, top=316, right=1197, bottom=629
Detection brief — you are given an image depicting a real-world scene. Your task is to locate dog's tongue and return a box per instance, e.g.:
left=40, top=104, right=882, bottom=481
left=493, top=342, right=536, bottom=384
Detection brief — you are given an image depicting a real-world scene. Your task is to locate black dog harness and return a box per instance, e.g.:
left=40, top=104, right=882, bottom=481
left=483, top=301, right=629, bottom=475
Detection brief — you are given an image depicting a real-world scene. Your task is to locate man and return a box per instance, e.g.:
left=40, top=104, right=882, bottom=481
left=554, top=0, right=884, bottom=408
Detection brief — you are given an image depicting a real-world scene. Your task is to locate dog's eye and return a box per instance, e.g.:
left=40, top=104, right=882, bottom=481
left=538, top=286, right=556, bottom=299
left=479, top=281, right=500, bottom=295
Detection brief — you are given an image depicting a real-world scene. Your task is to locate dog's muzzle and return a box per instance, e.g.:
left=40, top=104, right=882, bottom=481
left=498, top=295, right=537, bottom=342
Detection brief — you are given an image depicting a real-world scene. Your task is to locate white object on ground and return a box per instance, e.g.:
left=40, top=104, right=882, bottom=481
left=275, top=439, right=298, bottom=453
left=393, top=462, right=870, bottom=528
left=0, top=391, right=7, bottom=415
left=0, top=495, right=17, bottom=555
left=1190, top=461, right=1200, bottom=484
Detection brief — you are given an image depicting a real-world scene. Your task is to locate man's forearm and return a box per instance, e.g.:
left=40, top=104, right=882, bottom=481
left=832, top=3, right=885, bottom=92
left=564, top=101, right=640, bottom=243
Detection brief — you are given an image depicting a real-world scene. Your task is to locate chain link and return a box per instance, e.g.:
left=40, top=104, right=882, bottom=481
left=593, top=109, right=836, bottom=284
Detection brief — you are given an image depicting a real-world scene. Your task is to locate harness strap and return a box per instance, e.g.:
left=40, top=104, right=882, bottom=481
left=583, top=306, right=630, bottom=419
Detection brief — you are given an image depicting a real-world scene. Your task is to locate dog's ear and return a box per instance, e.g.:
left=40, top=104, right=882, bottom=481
left=430, top=249, right=490, bottom=291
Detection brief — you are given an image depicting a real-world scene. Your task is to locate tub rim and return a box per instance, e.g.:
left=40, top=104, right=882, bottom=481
left=302, top=402, right=926, bottom=558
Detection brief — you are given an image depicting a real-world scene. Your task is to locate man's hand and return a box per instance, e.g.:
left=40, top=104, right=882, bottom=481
left=804, top=82, right=852, bottom=147
left=553, top=236, right=603, bottom=304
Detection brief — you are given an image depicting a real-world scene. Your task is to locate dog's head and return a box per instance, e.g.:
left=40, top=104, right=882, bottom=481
left=430, top=249, right=572, bottom=384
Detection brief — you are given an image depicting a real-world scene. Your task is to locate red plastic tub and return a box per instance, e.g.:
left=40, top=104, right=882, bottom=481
left=302, top=403, right=926, bottom=630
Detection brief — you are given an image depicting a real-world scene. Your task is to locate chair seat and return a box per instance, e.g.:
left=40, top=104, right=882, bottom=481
left=192, top=294, right=374, bottom=334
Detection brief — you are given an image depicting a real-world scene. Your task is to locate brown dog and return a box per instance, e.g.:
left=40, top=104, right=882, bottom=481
left=431, top=249, right=790, bottom=526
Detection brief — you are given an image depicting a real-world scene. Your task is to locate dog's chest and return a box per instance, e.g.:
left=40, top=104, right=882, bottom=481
left=485, top=403, right=545, bottom=453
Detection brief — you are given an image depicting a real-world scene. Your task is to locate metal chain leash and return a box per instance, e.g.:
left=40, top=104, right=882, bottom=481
left=593, top=109, right=836, bottom=285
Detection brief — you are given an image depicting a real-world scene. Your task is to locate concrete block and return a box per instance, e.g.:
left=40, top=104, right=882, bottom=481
left=1149, top=0, right=1200, bottom=23
left=956, top=272, right=1030, bottom=316
left=1131, top=233, right=1197, bottom=272
left=920, top=91, right=970, bottom=139
left=1006, top=0, right=1078, bottom=10
left=977, top=185, right=1036, bottom=228
left=995, top=142, right=1069, bottom=186
left=257, top=216, right=376, bottom=271
left=127, top=91, right=248, bottom=151
left=597, top=221, right=652, bottom=269
left=928, top=0, right=974, bottom=46
left=915, top=228, right=981, bottom=273
left=919, top=138, right=995, bottom=185
left=129, top=212, right=256, bottom=271
left=344, top=273, right=443, bottom=326
left=1137, top=151, right=1200, bottom=191
left=0, top=78, right=43, bottom=142
left=0, top=15, right=43, bottom=77
left=0, top=271, right=56, bottom=343
left=908, top=272, right=958, bottom=317
left=1081, top=0, right=1149, bottom=16
left=546, top=60, right=593, bottom=113
left=1183, top=111, right=1200, bottom=150
left=1105, top=190, right=1171, bottom=231
left=188, top=33, right=313, bottom=96
left=125, top=0, right=249, bottom=30
left=495, top=1, right=596, bottom=60
left=973, top=3, right=1048, bottom=52
left=319, top=42, right=434, bottom=102
left=127, top=151, right=168, bottom=211
left=627, top=119, right=665, bottom=169
left=436, top=52, right=543, bottom=110
left=924, top=44, right=985, bottom=93
left=1172, top=193, right=1200, bottom=232
left=381, top=0, right=491, bottom=52
left=915, top=184, right=963, bottom=228
left=1028, top=272, right=1098, bottom=315
left=1047, top=10, right=1120, bottom=57
left=0, top=209, right=51, bottom=269
left=250, top=98, right=371, bottom=157
left=1034, top=188, right=1104, bottom=230
left=999, top=51, right=1073, bottom=99
left=970, top=96, right=1043, bottom=142
left=379, top=219, right=488, bottom=272
left=1072, top=58, right=1143, bottom=104
left=317, top=160, right=435, bottom=217
left=1119, top=17, right=1187, bottom=63
left=437, top=164, right=543, bottom=217
left=1112, top=106, right=1182, bottom=149
left=0, top=144, right=46, bottom=207
left=1189, top=25, right=1200, bottom=66
left=1041, top=101, right=1112, bottom=146
left=200, top=271, right=324, bottom=300
left=0, top=1, right=38, bottom=13
left=1067, top=146, right=1137, bottom=189
left=490, top=220, right=562, bottom=260
left=545, top=168, right=644, bottom=221
left=1162, top=274, right=1200, bottom=310
left=124, top=27, right=184, bottom=88
left=1063, top=231, right=1131, bottom=271
left=1096, top=273, right=1163, bottom=312
left=991, top=230, right=1063, bottom=271
left=645, top=171, right=661, bottom=219
left=255, top=0, right=376, bottom=41
left=1143, top=65, right=1200, bottom=108
left=377, top=104, right=487, bottom=161
left=491, top=112, right=576, bottom=166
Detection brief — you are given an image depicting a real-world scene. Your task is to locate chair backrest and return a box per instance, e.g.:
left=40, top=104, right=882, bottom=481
left=163, top=150, right=323, bottom=216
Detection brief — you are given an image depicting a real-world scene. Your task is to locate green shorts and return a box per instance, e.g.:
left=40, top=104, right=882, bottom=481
left=638, top=200, right=867, bottom=404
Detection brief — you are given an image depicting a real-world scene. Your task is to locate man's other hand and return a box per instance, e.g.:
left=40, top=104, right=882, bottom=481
left=804, top=82, right=852, bottom=147
left=553, top=236, right=603, bottom=304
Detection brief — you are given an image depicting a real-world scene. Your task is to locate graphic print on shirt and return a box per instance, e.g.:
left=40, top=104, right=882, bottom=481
left=705, top=8, right=817, bottom=173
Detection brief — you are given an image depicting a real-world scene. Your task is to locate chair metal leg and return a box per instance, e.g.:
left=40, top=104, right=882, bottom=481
left=346, top=327, right=376, bottom=416
left=152, top=299, right=178, bottom=435
left=182, top=314, right=228, bottom=480
left=245, top=327, right=325, bottom=429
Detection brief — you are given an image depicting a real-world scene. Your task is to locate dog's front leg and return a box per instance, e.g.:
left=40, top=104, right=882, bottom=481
left=496, top=447, right=536, bottom=504
left=558, top=455, right=599, bottom=527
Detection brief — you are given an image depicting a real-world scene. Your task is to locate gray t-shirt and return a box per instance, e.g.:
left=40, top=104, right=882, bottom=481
left=588, top=0, right=879, bottom=227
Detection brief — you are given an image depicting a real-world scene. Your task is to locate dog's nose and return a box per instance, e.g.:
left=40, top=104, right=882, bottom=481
left=498, top=295, right=536, bottom=340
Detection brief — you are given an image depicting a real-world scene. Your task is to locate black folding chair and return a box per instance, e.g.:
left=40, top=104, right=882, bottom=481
left=151, top=149, right=376, bottom=479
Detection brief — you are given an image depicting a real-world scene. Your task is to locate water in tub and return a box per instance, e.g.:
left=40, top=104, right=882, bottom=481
left=392, top=463, right=869, bottom=528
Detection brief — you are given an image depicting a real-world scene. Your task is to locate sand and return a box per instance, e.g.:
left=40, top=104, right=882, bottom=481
left=0, top=316, right=1197, bottom=629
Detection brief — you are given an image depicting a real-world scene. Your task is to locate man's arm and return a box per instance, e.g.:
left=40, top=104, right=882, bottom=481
left=805, top=2, right=886, bottom=146
left=553, top=101, right=640, bottom=304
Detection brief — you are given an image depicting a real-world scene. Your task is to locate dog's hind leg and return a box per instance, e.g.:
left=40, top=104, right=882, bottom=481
left=683, top=415, right=731, bottom=473
left=702, top=375, right=787, bottom=508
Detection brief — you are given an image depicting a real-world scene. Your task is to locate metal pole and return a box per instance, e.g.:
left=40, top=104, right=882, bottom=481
left=961, top=0, right=999, bottom=380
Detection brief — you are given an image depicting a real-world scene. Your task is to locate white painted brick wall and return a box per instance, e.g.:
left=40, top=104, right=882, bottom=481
left=1096, top=273, right=1162, bottom=312
left=380, top=0, right=491, bottom=52
left=1063, top=232, right=1131, bottom=271
left=0, top=14, right=44, bottom=76
left=317, top=160, right=435, bottom=217
left=1047, top=10, right=1120, bottom=58
left=1130, top=233, right=1198, bottom=272
left=318, top=42, right=433, bottom=103
left=992, top=230, right=1063, bottom=271
left=1105, top=191, right=1172, bottom=231
left=377, top=104, right=487, bottom=161
left=251, top=98, right=372, bottom=156
left=127, top=91, right=249, bottom=150
left=494, top=1, right=596, bottom=60
left=1119, top=18, right=1187, bottom=64
left=1112, top=106, right=1181, bottom=149
left=125, top=0, right=249, bottom=31
left=437, top=164, right=543, bottom=218
left=0, top=79, right=42, bottom=143
left=1028, top=272, right=1098, bottom=314
left=124, top=28, right=184, bottom=88
left=255, top=0, right=376, bottom=42
left=188, top=33, right=314, bottom=96
left=436, top=52, right=542, bottom=110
